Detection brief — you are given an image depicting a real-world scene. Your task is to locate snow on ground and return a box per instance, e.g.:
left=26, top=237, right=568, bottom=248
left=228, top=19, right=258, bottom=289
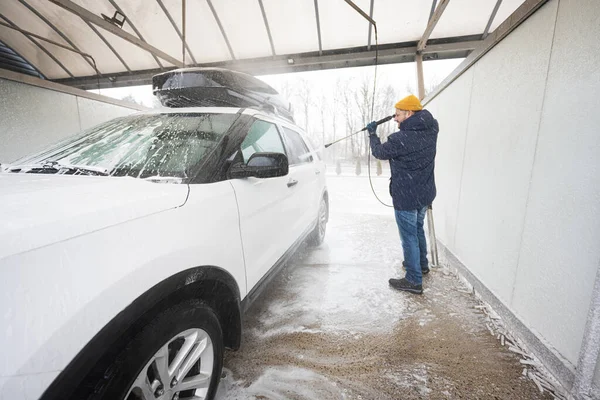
left=215, top=176, right=551, bottom=400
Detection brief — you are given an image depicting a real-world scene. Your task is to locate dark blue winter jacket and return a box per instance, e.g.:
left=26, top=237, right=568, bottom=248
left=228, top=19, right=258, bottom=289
left=369, top=110, right=439, bottom=211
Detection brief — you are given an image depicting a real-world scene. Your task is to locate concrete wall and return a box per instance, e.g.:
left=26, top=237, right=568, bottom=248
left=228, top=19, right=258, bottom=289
left=0, top=70, right=144, bottom=163
left=426, top=0, right=600, bottom=392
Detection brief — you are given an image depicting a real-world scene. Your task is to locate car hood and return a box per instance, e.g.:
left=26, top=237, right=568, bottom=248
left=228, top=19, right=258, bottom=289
left=0, top=174, right=189, bottom=260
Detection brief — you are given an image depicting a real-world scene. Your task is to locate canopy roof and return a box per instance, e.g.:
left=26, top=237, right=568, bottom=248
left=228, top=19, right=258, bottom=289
left=0, top=0, right=525, bottom=89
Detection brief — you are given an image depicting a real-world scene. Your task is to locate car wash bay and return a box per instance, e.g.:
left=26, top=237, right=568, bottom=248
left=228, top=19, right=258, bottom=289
left=1, top=0, right=599, bottom=398
left=216, top=175, right=552, bottom=400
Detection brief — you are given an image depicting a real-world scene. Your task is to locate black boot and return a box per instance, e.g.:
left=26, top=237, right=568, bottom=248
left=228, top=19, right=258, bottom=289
left=389, top=278, right=423, bottom=294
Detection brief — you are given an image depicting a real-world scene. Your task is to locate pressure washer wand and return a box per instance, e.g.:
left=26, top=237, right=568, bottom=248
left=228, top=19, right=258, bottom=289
left=324, top=115, right=394, bottom=148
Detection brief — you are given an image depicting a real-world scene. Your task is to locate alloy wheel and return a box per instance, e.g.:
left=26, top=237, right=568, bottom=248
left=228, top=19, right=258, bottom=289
left=125, top=328, right=214, bottom=400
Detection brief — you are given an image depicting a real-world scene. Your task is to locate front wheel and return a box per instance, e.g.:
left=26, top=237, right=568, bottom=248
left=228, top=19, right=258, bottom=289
left=308, top=196, right=328, bottom=247
left=82, top=300, right=224, bottom=400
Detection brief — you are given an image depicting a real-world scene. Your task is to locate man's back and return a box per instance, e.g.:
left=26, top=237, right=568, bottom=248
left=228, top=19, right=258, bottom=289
left=387, top=110, right=439, bottom=210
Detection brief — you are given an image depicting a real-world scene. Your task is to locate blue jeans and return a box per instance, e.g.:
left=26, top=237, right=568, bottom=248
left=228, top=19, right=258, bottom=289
left=394, top=207, right=428, bottom=285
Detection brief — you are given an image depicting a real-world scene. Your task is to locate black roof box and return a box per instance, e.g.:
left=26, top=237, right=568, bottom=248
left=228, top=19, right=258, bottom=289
left=152, top=67, right=294, bottom=122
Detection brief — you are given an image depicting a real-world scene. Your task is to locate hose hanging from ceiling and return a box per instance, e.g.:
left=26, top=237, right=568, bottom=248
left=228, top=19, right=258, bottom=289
left=342, top=0, right=393, bottom=207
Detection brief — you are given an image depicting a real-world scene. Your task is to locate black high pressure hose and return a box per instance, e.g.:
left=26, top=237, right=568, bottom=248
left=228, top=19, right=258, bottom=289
left=366, top=24, right=394, bottom=208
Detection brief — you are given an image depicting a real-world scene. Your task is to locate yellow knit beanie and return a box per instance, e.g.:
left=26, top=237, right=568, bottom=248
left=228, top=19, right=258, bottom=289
left=395, top=95, right=423, bottom=111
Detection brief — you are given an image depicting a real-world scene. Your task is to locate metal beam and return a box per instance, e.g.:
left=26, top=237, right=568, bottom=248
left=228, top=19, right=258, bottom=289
left=415, top=53, right=425, bottom=99
left=84, top=21, right=130, bottom=72
left=206, top=0, right=235, bottom=60
left=108, top=0, right=163, bottom=69
left=424, top=0, right=551, bottom=105
left=418, top=0, right=450, bottom=53
left=257, top=0, right=275, bottom=56
left=155, top=0, right=197, bottom=65
left=0, top=67, right=146, bottom=110
left=428, top=0, right=438, bottom=21
left=0, top=20, right=93, bottom=57
left=367, top=0, right=375, bottom=50
left=53, top=36, right=480, bottom=90
left=18, top=0, right=98, bottom=74
left=0, top=14, right=73, bottom=77
left=342, top=0, right=376, bottom=26
left=482, top=0, right=503, bottom=39
left=49, top=0, right=183, bottom=67
left=313, top=0, right=323, bottom=55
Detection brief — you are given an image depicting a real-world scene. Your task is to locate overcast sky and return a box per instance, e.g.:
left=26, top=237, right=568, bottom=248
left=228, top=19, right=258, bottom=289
left=96, top=59, right=463, bottom=109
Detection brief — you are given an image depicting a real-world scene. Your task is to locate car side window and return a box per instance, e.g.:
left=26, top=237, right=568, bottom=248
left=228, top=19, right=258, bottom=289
left=240, top=120, right=286, bottom=163
left=281, top=127, right=313, bottom=165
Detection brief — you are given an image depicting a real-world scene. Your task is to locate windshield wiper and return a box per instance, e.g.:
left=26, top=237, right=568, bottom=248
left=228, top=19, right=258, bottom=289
left=5, top=160, right=109, bottom=176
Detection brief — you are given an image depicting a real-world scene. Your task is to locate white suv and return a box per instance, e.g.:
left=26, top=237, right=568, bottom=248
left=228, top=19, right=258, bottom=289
left=0, top=106, right=328, bottom=400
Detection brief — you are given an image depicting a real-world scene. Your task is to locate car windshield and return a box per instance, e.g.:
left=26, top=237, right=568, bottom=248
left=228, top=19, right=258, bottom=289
left=10, top=112, right=237, bottom=180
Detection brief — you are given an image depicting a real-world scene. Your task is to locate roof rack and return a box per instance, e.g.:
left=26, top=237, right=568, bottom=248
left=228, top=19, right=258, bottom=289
left=152, top=67, right=294, bottom=123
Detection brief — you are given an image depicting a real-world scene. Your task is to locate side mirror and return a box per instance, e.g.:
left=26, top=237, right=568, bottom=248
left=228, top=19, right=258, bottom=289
left=229, top=152, right=289, bottom=179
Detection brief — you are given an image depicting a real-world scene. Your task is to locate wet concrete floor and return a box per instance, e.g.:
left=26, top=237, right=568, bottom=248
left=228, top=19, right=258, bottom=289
left=217, top=176, right=551, bottom=400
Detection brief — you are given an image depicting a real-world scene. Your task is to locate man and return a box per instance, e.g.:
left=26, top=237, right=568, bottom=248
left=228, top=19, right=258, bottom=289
left=366, top=94, right=439, bottom=295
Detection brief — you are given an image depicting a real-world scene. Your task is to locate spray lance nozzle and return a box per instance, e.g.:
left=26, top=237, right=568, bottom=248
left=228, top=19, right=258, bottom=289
left=324, top=114, right=394, bottom=148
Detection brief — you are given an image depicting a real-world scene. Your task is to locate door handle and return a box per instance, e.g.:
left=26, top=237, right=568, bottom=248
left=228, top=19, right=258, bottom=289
left=287, top=179, right=298, bottom=187
left=315, top=170, right=321, bottom=175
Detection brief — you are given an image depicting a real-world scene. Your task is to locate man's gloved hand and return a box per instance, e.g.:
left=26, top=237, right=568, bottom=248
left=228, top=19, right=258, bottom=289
left=366, top=121, right=377, bottom=135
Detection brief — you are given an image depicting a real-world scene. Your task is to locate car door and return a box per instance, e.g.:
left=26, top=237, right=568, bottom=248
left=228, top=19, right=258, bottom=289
left=228, top=117, right=297, bottom=291
left=279, top=125, right=321, bottom=238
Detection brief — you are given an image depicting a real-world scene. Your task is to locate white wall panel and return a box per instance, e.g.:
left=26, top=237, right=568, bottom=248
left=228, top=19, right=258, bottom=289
left=0, top=78, right=136, bottom=163
left=429, top=68, right=474, bottom=250
left=77, top=97, right=136, bottom=131
left=511, top=0, right=600, bottom=365
left=426, top=0, right=600, bottom=384
left=0, top=78, right=79, bottom=163
left=453, top=1, right=558, bottom=305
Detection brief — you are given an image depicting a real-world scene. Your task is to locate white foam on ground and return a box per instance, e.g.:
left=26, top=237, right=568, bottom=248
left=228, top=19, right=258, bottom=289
left=216, top=367, right=350, bottom=400
left=253, top=263, right=411, bottom=338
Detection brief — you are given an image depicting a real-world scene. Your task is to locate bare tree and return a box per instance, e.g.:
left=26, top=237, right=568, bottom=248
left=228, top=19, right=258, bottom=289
left=405, top=75, right=441, bottom=98
left=276, top=80, right=297, bottom=118
left=318, top=94, right=329, bottom=147
left=120, top=94, right=144, bottom=106
left=121, top=93, right=161, bottom=109
left=326, top=78, right=345, bottom=162
left=277, top=80, right=296, bottom=103
left=296, top=78, right=313, bottom=134
left=338, top=78, right=357, bottom=159
left=375, top=84, right=398, bottom=140
left=354, top=76, right=375, bottom=159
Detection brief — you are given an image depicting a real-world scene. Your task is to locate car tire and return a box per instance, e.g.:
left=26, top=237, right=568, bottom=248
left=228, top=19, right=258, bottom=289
left=308, top=196, right=328, bottom=247
left=80, top=299, right=223, bottom=400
